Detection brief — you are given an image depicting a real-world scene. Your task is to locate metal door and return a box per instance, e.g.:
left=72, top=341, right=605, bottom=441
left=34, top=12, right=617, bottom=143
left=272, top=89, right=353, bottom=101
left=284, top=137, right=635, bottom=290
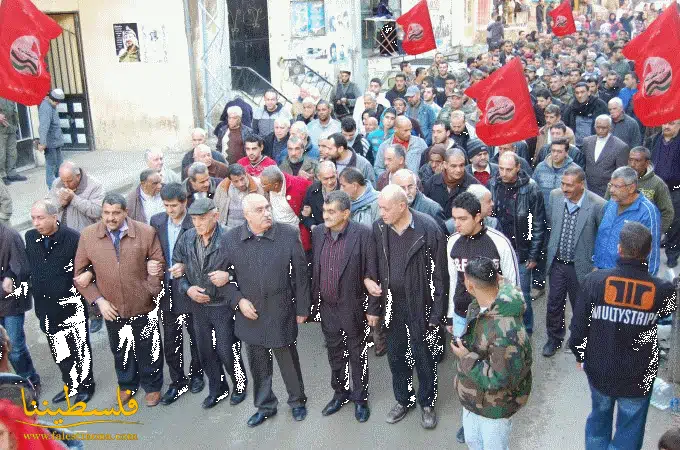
left=227, top=0, right=271, bottom=95
left=46, top=13, right=93, bottom=151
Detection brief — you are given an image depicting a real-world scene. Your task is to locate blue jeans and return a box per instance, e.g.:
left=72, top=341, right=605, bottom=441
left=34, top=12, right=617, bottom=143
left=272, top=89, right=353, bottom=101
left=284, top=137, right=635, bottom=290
left=44, top=147, right=63, bottom=188
left=452, top=313, right=467, bottom=338
left=518, top=263, right=534, bottom=334
left=463, top=407, right=512, bottom=450
left=586, top=384, right=651, bottom=450
left=0, top=314, right=40, bottom=384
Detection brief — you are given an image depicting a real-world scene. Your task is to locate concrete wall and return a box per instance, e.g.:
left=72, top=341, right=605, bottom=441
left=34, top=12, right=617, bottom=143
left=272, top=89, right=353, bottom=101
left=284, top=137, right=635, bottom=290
left=34, top=0, right=195, bottom=151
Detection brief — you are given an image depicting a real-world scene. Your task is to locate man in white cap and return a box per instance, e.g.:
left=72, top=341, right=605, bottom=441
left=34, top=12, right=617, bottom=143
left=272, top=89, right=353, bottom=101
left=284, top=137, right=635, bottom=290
left=38, top=88, right=66, bottom=189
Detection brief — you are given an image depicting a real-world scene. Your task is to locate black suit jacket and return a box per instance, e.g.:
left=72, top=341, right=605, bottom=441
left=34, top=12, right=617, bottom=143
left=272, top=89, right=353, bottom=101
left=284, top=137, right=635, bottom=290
left=311, top=221, right=378, bottom=333
left=149, top=212, right=194, bottom=313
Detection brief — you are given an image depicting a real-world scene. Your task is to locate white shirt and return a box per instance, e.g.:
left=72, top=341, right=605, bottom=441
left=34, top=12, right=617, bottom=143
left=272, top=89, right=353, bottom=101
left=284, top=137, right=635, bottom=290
left=594, top=134, right=610, bottom=162
left=140, top=190, right=165, bottom=224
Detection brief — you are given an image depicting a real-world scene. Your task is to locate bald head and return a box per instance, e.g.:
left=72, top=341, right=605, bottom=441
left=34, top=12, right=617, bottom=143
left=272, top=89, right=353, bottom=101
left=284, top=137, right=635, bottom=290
left=191, top=128, right=207, bottom=148
left=378, top=184, right=409, bottom=225
left=380, top=184, right=408, bottom=205
left=58, top=161, right=82, bottom=190
left=242, top=193, right=273, bottom=233
left=242, top=193, right=268, bottom=214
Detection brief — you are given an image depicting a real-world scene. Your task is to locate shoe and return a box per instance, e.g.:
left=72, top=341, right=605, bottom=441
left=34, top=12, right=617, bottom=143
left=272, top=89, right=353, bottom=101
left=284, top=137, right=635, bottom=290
left=531, top=287, right=545, bottom=299
left=456, top=426, right=465, bottom=443
left=202, top=390, right=228, bottom=409
left=145, top=391, right=161, bottom=407
left=6, top=174, right=27, bottom=182
left=421, top=406, right=437, bottom=429
left=90, top=318, right=103, bottom=333
left=668, top=258, right=678, bottom=269
left=292, top=406, right=307, bottom=422
left=230, top=389, right=246, bottom=406
left=2, top=177, right=10, bottom=185
left=189, top=376, right=205, bottom=394
left=375, top=347, right=387, bottom=357
left=118, top=389, right=136, bottom=405
left=52, top=390, right=67, bottom=404
left=385, top=403, right=412, bottom=424
left=321, top=396, right=348, bottom=416
left=74, top=391, right=93, bottom=404
left=247, top=410, right=276, bottom=428
left=542, top=339, right=562, bottom=357
left=355, top=403, right=370, bottom=423
left=160, top=385, right=187, bottom=405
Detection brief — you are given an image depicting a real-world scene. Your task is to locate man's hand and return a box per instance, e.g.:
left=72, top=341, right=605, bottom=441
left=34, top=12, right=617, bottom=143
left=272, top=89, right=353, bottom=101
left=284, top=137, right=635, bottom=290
left=366, top=314, right=380, bottom=327
left=97, top=298, right=119, bottom=321
left=73, top=271, right=93, bottom=288
left=58, top=188, right=74, bottom=206
left=576, top=362, right=583, bottom=371
left=525, top=260, right=537, bottom=270
left=208, top=270, right=229, bottom=287
left=446, top=325, right=453, bottom=335
left=2, top=277, right=13, bottom=294
left=296, top=316, right=308, bottom=324
left=0, top=114, right=8, bottom=127
left=298, top=170, right=313, bottom=181
left=364, top=278, right=382, bottom=297
left=37, top=144, right=46, bottom=152
left=301, top=205, right=312, bottom=217
left=187, top=286, right=211, bottom=304
left=238, top=298, right=258, bottom=320
left=146, top=260, right=162, bottom=277
left=450, top=337, right=471, bottom=359
left=169, top=263, right=185, bottom=279
left=341, top=98, right=347, bottom=104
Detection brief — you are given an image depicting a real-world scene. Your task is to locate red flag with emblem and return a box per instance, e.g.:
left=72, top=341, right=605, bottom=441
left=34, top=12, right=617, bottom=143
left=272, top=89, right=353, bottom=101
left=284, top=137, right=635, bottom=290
left=464, top=58, right=538, bottom=146
left=622, top=2, right=680, bottom=127
left=0, top=0, right=62, bottom=105
left=548, top=0, right=577, bottom=36
left=396, top=0, right=436, bottom=55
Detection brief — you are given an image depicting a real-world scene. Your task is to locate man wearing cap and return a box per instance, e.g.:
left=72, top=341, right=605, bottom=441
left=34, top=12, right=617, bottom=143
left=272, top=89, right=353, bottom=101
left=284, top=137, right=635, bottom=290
left=330, top=70, right=360, bottom=120
left=405, top=86, right=436, bottom=146
left=465, top=139, right=498, bottom=187
left=0, top=97, right=26, bottom=186
left=171, top=197, right=247, bottom=409
left=438, top=89, right=478, bottom=127
left=38, top=89, right=66, bottom=189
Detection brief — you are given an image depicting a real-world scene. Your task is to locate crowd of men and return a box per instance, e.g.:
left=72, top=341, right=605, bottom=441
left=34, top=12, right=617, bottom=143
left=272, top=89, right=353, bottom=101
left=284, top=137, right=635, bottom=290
left=0, top=3, right=679, bottom=449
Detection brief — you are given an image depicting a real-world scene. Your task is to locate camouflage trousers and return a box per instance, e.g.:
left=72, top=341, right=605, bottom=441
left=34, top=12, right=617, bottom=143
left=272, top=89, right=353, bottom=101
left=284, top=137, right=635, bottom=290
left=0, top=131, right=18, bottom=179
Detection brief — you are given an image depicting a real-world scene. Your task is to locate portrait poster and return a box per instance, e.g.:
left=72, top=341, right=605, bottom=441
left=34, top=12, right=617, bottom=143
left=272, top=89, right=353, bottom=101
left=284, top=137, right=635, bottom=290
left=113, top=23, right=141, bottom=63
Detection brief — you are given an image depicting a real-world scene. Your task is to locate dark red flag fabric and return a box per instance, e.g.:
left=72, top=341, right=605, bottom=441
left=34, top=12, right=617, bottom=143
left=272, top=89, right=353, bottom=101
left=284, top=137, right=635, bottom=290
left=396, top=0, right=436, bottom=55
left=0, top=0, right=62, bottom=106
left=548, top=0, right=576, bottom=36
left=623, top=2, right=680, bottom=127
left=464, top=58, right=539, bottom=146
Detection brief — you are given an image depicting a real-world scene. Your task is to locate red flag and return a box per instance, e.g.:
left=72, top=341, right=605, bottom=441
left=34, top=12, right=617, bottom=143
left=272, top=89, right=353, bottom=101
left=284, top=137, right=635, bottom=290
left=464, top=58, right=539, bottom=146
left=548, top=0, right=576, bottom=37
left=622, top=2, right=680, bottom=127
left=396, top=0, right=436, bottom=55
left=0, top=0, right=62, bottom=106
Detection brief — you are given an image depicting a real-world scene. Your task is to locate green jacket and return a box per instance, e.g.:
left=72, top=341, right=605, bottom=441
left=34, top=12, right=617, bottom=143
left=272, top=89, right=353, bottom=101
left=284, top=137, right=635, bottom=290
left=0, top=98, right=18, bottom=133
left=455, top=283, right=532, bottom=419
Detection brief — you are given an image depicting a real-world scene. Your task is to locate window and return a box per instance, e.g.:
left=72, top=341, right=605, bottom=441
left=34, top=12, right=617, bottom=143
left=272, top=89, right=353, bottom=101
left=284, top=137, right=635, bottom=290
left=16, top=104, right=32, bottom=141
left=290, top=0, right=326, bottom=38
left=361, top=0, right=402, bottom=57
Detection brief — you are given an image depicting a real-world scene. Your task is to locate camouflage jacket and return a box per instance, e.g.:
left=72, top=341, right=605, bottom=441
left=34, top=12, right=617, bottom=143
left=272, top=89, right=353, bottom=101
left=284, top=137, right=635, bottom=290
left=454, top=283, right=532, bottom=419
left=437, top=103, right=478, bottom=127
left=550, top=86, right=573, bottom=107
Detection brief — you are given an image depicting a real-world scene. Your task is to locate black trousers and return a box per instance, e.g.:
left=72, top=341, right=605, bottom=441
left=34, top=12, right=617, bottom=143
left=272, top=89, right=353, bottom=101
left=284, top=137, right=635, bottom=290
left=386, top=303, right=437, bottom=408
left=665, top=189, right=680, bottom=261
left=546, top=260, right=580, bottom=342
left=320, top=301, right=369, bottom=403
left=105, top=313, right=164, bottom=394
left=46, top=319, right=95, bottom=396
left=191, top=304, right=247, bottom=396
left=246, top=343, right=306, bottom=414
left=160, top=310, right=203, bottom=387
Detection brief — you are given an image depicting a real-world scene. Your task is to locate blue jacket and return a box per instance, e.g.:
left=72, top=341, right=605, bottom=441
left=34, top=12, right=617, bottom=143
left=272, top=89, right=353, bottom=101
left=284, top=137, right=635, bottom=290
left=532, top=156, right=579, bottom=206
left=406, top=102, right=436, bottom=145
left=594, top=194, right=661, bottom=275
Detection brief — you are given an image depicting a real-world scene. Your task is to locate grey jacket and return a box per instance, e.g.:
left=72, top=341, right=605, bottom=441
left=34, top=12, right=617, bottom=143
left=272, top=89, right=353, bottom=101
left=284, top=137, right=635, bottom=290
left=48, top=171, right=104, bottom=232
left=546, top=189, right=605, bottom=284
left=611, top=114, right=642, bottom=149
left=581, top=134, right=630, bottom=198
left=38, top=97, right=64, bottom=148
left=279, top=155, right=318, bottom=178
left=411, top=191, right=447, bottom=233
left=0, top=181, right=11, bottom=224
left=375, top=135, right=428, bottom=178
left=351, top=200, right=380, bottom=227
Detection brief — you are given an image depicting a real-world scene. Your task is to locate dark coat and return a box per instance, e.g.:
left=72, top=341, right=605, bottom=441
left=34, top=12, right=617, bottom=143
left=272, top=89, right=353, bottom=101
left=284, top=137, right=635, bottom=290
left=181, top=150, right=227, bottom=181
left=184, top=176, right=223, bottom=209
left=219, top=222, right=311, bottom=348
left=219, top=97, right=254, bottom=128
left=0, top=224, right=31, bottom=317
left=301, top=180, right=338, bottom=231
left=411, top=191, right=448, bottom=234
left=423, top=172, right=480, bottom=219
left=173, top=224, right=230, bottom=307
left=263, top=131, right=290, bottom=164
left=465, top=163, right=500, bottom=187
left=149, top=212, right=194, bottom=313
left=581, top=134, right=630, bottom=198
left=25, top=225, right=84, bottom=332
left=371, top=210, right=448, bottom=337
left=311, top=221, right=378, bottom=333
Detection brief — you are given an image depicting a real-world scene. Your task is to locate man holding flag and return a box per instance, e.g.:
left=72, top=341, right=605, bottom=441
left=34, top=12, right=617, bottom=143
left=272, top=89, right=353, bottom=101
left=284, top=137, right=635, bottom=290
left=396, top=0, right=436, bottom=56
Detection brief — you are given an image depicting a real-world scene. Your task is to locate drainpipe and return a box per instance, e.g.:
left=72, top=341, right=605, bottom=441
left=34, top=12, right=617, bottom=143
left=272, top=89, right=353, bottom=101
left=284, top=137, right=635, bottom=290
left=183, top=0, right=201, bottom=128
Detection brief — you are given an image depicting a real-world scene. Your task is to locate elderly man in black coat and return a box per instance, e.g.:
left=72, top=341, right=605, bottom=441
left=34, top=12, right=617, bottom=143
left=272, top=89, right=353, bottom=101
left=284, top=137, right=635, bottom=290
left=367, top=185, right=448, bottom=430
left=215, top=193, right=311, bottom=428
left=311, top=190, right=378, bottom=423
left=0, top=219, right=40, bottom=391
left=149, top=183, right=205, bottom=406
left=25, top=200, right=94, bottom=404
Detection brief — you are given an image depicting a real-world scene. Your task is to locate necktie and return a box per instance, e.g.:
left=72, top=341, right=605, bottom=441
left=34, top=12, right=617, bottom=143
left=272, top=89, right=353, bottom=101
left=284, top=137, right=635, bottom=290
left=112, top=230, right=121, bottom=259
left=43, top=237, right=50, bottom=250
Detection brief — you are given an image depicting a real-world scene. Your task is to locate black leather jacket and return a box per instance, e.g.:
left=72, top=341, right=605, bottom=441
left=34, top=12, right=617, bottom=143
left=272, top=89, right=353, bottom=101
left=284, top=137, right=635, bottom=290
left=488, top=171, right=546, bottom=263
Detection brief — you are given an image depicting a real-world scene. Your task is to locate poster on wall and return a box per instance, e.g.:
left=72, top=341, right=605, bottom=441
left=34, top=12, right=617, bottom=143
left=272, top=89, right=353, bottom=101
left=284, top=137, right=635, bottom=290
left=113, top=23, right=141, bottom=63
left=290, top=1, right=326, bottom=38
left=141, top=24, right=168, bottom=63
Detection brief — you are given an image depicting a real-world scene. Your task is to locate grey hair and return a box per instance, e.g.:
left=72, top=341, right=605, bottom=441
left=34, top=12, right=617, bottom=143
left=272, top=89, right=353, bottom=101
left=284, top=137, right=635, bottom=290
left=445, top=147, right=466, bottom=162
left=611, top=166, right=638, bottom=186
left=227, top=106, right=243, bottom=117
left=103, top=192, right=127, bottom=210
left=140, top=168, right=159, bottom=183
left=273, top=117, right=290, bottom=128
left=291, top=121, right=309, bottom=137
left=317, top=160, right=337, bottom=175
left=242, top=193, right=268, bottom=214
left=608, top=97, right=623, bottom=109
left=191, top=127, right=207, bottom=138
left=450, top=110, right=466, bottom=122
left=261, top=165, right=284, bottom=184
left=595, top=114, right=612, bottom=127
left=31, top=199, right=59, bottom=215
left=393, top=168, right=418, bottom=185
left=563, top=165, right=586, bottom=182
left=385, top=144, right=406, bottom=160
left=144, top=148, right=162, bottom=162
left=59, top=161, right=81, bottom=176
left=629, top=146, right=652, bottom=161
left=324, top=190, right=352, bottom=212
left=194, top=144, right=211, bottom=156
left=466, top=184, right=492, bottom=202
left=287, top=135, right=305, bottom=148
left=188, top=162, right=209, bottom=180
left=363, top=92, right=377, bottom=101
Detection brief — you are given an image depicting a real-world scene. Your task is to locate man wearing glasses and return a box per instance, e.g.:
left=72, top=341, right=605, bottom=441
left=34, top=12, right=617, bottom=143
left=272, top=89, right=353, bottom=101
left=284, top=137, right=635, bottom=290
left=594, top=167, right=661, bottom=275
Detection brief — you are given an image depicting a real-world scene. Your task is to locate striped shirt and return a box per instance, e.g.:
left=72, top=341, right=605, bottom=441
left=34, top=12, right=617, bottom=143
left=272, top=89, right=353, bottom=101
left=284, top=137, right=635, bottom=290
left=320, top=228, right=347, bottom=303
